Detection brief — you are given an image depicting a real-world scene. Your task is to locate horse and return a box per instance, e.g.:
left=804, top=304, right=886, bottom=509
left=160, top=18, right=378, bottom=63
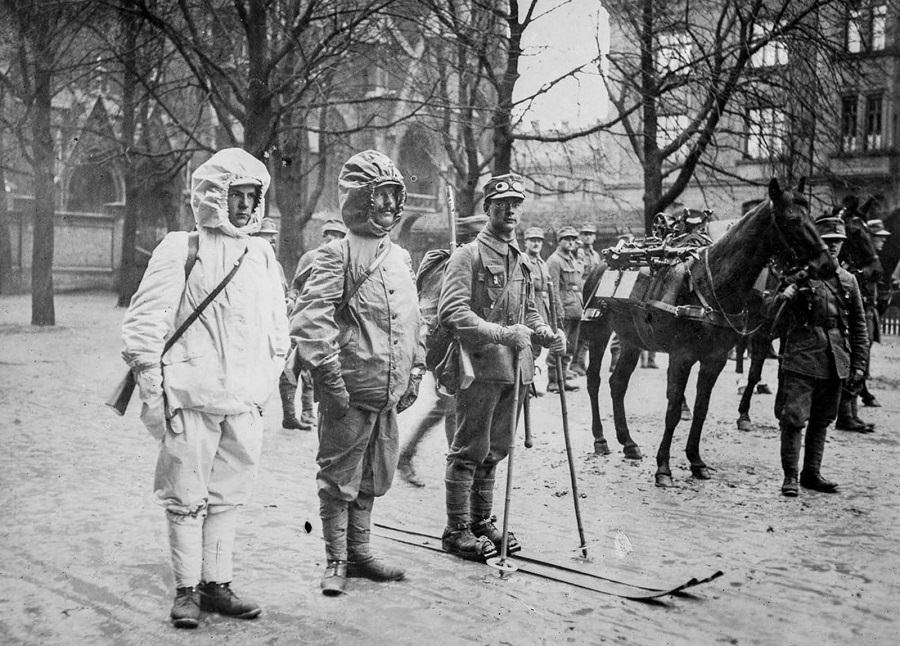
left=580, top=178, right=837, bottom=487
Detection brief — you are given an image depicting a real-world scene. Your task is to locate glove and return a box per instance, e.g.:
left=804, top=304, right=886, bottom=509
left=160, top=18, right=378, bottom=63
left=548, top=329, right=567, bottom=355
left=778, top=283, right=799, bottom=301
left=396, top=369, right=424, bottom=413
left=311, top=359, right=351, bottom=419
left=846, top=368, right=866, bottom=395
left=135, top=366, right=166, bottom=440
left=135, top=365, right=163, bottom=402
left=497, top=323, right=533, bottom=350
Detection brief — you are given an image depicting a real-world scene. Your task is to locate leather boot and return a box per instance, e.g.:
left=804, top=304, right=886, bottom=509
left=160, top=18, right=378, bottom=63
left=319, top=492, right=349, bottom=595
left=198, top=582, right=261, bottom=619
left=800, top=425, right=838, bottom=493
left=397, top=452, right=425, bottom=488
left=780, top=424, right=802, bottom=497
left=469, top=468, right=520, bottom=554
left=850, top=397, right=875, bottom=432
left=443, top=467, right=495, bottom=559
left=347, top=494, right=404, bottom=581
left=835, top=394, right=869, bottom=432
left=279, top=373, right=303, bottom=430
left=170, top=586, right=201, bottom=629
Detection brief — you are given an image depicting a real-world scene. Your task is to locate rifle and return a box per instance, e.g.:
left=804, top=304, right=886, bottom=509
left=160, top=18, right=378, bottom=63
left=444, top=184, right=475, bottom=389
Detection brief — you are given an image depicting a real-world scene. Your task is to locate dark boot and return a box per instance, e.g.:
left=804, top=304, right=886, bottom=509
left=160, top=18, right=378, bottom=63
left=780, top=423, right=802, bottom=497
left=170, top=586, right=200, bottom=629
left=298, top=380, right=316, bottom=431
left=836, top=395, right=870, bottom=432
left=800, top=425, right=838, bottom=493
left=469, top=470, right=521, bottom=554
left=441, top=524, right=497, bottom=560
left=644, top=351, right=659, bottom=369
left=198, top=582, right=261, bottom=619
left=320, top=492, right=348, bottom=596
left=321, top=560, right=348, bottom=596
left=347, top=494, right=405, bottom=581
left=279, top=373, right=303, bottom=430
left=443, top=470, right=495, bottom=559
left=850, top=398, right=875, bottom=432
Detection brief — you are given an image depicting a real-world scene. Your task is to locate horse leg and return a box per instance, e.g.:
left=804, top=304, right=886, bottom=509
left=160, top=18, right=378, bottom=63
left=656, top=354, right=693, bottom=488
left=686, top=354, right=729, bottom=479
left=585, top=319, right=613, bottom=455
left=609, top=342, right=642, bottom=460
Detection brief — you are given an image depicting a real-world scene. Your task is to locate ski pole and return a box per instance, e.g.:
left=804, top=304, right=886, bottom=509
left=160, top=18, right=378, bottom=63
left=488, top=350, right=522, bottom=575
left=548, top=282, right=588, bottom=558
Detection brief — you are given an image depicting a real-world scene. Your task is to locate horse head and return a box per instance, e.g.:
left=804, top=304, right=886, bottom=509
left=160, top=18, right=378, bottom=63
left=768, top=177, right=836, bottom=278
left=838, top=194, right=882, bottom=281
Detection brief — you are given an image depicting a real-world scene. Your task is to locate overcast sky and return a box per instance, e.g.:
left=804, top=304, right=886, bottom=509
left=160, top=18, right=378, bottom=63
left=515, top=0, right=610, bottom=130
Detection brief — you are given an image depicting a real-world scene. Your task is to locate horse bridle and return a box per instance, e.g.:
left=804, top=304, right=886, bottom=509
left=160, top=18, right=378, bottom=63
left=694, top=197, right=821, bottom=337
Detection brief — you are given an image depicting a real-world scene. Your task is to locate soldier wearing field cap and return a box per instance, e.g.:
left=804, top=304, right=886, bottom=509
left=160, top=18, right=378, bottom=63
left=522, top=226, right=560, bottom=328
left=438, top=172, right=565, bottom=560
left=771, top=215, right=868, bottom=497
left=279, top=218, right=350, bottom=432
left=851, top=218, right=891, bottom=409
left=546, top=225, right=583, bottom=392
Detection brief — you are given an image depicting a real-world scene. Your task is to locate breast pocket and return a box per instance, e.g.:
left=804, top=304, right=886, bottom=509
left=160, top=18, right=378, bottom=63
left=482, top=264, right=507, bottom=318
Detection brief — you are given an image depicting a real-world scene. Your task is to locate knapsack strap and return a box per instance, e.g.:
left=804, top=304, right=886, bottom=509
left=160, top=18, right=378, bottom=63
left=336, top=239, right=392, bottom=315
left=163, top=245, right=248, bottom=355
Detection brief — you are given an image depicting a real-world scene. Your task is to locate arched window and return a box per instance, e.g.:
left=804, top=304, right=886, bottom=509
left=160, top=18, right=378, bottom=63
left=67, top=163, right=118, bottom=212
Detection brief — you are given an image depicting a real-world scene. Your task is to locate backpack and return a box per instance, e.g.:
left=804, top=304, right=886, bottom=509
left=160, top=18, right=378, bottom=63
left=417, top=248, right=453, bottom=371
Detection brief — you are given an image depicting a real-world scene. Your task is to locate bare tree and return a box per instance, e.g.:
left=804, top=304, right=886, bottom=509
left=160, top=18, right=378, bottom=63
left=131, top=0, right=413, bottom=272
left=1, top=0, right=98, bottom=325
left=597, top=0, right=878, bottom=231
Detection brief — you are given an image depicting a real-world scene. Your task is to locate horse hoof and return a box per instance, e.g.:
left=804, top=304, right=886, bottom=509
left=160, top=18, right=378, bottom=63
left=691, top=465, right=712, bottom=480
left=655, top=473, right=674, bottom=488
left=623, top=445, right=642, bottom=460
left=680, top=410, right=692, bottom=422
left=736, top=416, right=753, bottom=432
left=594, top=440, right=611, bottom=456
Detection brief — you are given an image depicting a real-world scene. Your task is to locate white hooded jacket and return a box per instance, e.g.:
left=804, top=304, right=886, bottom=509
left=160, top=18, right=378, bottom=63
left=122, top=148, right=290, bottom=415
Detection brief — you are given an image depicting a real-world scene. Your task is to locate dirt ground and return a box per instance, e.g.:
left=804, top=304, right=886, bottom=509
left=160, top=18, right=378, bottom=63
left=1, top=291, right=898, bottom=646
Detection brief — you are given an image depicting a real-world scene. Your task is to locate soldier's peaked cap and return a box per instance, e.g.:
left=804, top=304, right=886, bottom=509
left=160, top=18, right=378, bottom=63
left=557, top=225, right=579, bottom=239
left=867, top=219, right=891, bottom=236
left=322, top=218, right=348, bottom=235
left=524, top=226, right=545, bottom=239
left=815, top=215, right=847, bottom=240
left=483, top=173, right=526, bottom=202
left=579, top=224, right=597, bottom=233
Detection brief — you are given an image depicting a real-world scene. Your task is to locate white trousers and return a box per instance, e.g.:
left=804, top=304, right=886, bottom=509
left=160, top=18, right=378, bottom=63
left=155, top=408, right=263, bottom=587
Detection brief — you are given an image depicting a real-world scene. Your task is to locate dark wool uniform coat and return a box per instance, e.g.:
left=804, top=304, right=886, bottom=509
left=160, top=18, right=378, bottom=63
left=438, top=228, right=547, bottom=385
left=546, top=249, right=584, bottom=319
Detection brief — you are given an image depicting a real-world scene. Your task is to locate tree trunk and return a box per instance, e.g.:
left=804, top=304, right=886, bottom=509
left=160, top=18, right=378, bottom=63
left=117, top=7, right=140, bottom=306
left=30, top=14, right=56, bottom=326
left=0, top=144, right=17, bottom=294
left=640, top=0, right=660, bottom=235
left=242, top=0, right=275, bottom=158
left=273, top=134, right=307, bottom=277
left=491, top=6, right=524, bottom=174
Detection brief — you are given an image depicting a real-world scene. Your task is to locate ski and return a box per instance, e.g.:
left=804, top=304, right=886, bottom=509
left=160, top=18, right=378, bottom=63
left=374, top=522, right=723, bottom=601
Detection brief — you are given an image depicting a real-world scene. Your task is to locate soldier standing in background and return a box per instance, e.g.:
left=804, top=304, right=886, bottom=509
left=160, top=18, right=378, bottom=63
left=522, top=226, right=561, bottom=395
left=279, top=219, right=348, bottom=432
left=546, top=226, right=583, bottom=392
left=571, top=224, right=600, bottom=376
